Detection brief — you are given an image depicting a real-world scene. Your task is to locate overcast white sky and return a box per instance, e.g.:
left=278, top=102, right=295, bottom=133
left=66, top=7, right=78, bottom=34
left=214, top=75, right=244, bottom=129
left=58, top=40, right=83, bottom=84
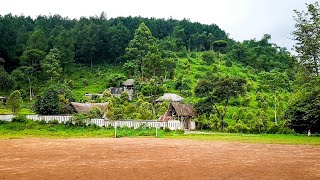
left=0, top=0, right=316, bottom=53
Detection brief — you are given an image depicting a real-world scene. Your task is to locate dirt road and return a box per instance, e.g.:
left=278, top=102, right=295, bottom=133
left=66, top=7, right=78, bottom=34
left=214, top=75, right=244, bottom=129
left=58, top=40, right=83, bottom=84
left=0, top=138, right=319, bottom=179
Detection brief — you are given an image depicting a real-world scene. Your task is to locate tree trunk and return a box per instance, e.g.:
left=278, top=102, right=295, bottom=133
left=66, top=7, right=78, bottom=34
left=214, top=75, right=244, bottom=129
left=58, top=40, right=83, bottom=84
left=28, top=77, right=32, bottom=101
left=274, top=93, right=277, bottom=124
left=313, top=55, right=319, bottom=76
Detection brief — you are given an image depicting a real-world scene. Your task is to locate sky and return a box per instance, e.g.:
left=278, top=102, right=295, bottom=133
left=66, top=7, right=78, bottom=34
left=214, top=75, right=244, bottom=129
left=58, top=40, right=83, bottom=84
left=0, top=0, right=316, bottom=53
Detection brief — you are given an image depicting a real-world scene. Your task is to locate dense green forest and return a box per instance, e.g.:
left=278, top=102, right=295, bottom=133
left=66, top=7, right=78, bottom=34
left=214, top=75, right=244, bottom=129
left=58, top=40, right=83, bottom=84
left=0, top=2, right=319, bottom=134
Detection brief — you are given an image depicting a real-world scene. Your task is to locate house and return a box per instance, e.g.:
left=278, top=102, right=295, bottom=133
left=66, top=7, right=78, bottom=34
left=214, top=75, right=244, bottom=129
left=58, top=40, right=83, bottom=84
left=122, top=79, right=134, bottom=90
left=71, top=102, right=108, bottom=115
left=155, top=93, right=183, bottom=102
left=109, top=79, right=134, bottom=101
left=159, top=102, right=197, bottom=130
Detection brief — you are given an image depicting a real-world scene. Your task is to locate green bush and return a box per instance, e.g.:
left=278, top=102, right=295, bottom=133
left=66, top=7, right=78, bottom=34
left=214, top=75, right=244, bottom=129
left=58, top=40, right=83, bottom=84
left=202, top=51, right=215, bottom=65
left=11, top=115, right=28, bottom=123
left=88, top=106, right=103, bottom=119
left=49, top=119, right=59, bottom=125
left=225, top=60, right=233, bottom=67
left=267, top=124, right=280, bottom=134
left=164, top=127, right=171, bottom=132
left=82, top=78, right=88, bottom=86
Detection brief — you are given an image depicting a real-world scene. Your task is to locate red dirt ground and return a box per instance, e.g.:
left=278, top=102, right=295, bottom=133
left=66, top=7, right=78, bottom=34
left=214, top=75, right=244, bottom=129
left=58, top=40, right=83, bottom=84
left=0, top=138, right=319, bottom=179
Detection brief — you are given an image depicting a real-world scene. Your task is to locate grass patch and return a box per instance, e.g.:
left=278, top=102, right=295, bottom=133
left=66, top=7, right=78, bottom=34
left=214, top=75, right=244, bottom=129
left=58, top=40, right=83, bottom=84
left=0, top=120, right=183, bottom=138
left=169, top=133, right=320, bottom=145
left=0, top=120, right=319, bottom=145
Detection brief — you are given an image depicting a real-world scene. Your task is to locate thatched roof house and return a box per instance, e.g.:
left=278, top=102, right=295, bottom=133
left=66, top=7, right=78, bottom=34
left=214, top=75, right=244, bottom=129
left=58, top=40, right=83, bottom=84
left=169, top=102, right=197, bottom=118
left=159, top=102, right=197, bottom=130
left=122, top=79, right=134, bottom=87
left=156, top=93, right=183, bottom=102
left=71, top=102, right=108, bottom=114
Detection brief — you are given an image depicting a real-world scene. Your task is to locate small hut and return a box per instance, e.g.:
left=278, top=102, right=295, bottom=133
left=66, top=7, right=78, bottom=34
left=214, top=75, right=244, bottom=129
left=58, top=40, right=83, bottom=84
left=159, top=102, right=197, bottom=130
left=155, top=93, right=183, bottom=102
left=71, top=102, right=108, bottom=115
left=122, top=79, right=134, bottom=90
left=109, top=79, right=135, bottom=101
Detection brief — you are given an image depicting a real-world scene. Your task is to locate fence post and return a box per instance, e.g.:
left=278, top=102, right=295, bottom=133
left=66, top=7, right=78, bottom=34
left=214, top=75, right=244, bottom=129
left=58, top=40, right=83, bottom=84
left=156, top=121, right=158, bottom=138
left=114, top=121, right=117, bottom=138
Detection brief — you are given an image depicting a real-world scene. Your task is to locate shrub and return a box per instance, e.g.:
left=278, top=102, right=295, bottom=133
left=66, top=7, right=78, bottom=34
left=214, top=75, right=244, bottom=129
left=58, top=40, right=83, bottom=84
left=34, top=86, right=60, bottom=115
left=82, top=78, right=88, bottom=86
left=0, top=68, right=14, bottom=91
left=88, top=106, right=103, bottom=119
left=226, top=125, right=237, bottom=133
left=234, top=122, right=250, bottom=133
left=18, top=89, right=27, bottom=99
left=6, top=90, right=22, bottom=114
left=38, top=120, right=47, bottom=125
left=164, top=127, right=171, bottom=132
left=49, top=119, right=59, bottom=125
left=11, top=115, right=28, bottom=123
left=202, top=51, right=215, bottom=65
left=212, top=65, right=219, bottom=73
left=71, top=114, right=87, bottom=126
left=242, top=96, right=251, bottom=107
left=225, top=60, right=233, bottom=67
left=64, top=79, right=74, bottom=89
left=194, top=74, right=203, bottom=79
left=267, top=124, right=280, bottom=134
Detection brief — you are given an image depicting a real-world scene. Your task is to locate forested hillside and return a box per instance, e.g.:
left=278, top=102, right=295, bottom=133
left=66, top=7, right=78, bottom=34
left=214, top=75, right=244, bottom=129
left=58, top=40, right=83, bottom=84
left=1, top=2, right=319, bottom=134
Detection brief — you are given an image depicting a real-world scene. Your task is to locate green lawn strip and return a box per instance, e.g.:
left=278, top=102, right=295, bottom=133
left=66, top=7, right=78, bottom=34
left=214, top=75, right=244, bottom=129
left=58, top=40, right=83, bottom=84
left=0, top=123, right=182, bottom=139
left=1, top=121, right=319, bottom=145
left=166, top=133, right=320, bottom=145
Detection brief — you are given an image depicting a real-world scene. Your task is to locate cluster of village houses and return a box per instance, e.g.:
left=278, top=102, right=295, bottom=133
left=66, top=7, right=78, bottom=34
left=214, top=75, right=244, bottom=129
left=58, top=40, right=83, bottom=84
left=72, top=79, right=197, bottom=130
left=1, top=79, right=197, bottom=130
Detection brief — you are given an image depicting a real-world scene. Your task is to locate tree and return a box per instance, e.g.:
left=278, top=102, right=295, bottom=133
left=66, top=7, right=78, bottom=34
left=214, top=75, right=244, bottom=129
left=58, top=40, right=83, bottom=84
left=88, top=106, right=103, bottom=119
left=0, top=68, right=14, bottom=91
left=34, top=85, right=74, bottom=115
left=41, top=48, right=62, bottom=82
left=6, top=90, right=22, bottom=114
left=293, top=2, right=320, bottom=76
left=26, top=27, right=48, bottom=52
left=107, top=23, right=131, bottom=64
left=20, top=49, right=46, bottom=77
left=202, top=51, right=215, bottom=65
left=285, top=79, right=320, bottom=133
left=258, top=70, right=291, bottom=124
left=124, top=22, right=161, bottom=80
left=54, top=30, right=75, bottom=74
left=195, top=76, right=247, bottom=130
left=34, top=86, right=60, bottom=115
left=105, top=100, right=115, bottom=120
left=213, top=40, right=228, bottom=68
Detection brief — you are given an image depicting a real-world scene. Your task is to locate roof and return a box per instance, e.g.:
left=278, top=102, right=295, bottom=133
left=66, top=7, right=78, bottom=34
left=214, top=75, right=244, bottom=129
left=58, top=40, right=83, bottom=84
left=122, top=79, right=134, bottom=86
left=171, top=102, right=197, bottom=117
left=71, top=102, right=108, bottom=114
left=156, top=93, right=183, bottom=102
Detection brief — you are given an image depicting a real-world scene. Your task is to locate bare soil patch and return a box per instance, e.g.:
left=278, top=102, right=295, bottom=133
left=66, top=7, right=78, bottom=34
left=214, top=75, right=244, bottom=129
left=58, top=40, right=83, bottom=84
left=0, top=138, right=319, bottom=179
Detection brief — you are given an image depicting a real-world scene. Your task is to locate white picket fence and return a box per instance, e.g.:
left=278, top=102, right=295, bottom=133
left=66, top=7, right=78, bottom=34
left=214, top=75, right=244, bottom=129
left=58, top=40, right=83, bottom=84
left=0, top=115, right=14, bottom=122
left=25, top=115, right=191, bottom=130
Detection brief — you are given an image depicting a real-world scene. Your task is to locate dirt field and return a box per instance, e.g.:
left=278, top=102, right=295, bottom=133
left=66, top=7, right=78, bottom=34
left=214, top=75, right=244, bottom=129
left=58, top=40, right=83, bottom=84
left=0, top=138, right=319, bottom=179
